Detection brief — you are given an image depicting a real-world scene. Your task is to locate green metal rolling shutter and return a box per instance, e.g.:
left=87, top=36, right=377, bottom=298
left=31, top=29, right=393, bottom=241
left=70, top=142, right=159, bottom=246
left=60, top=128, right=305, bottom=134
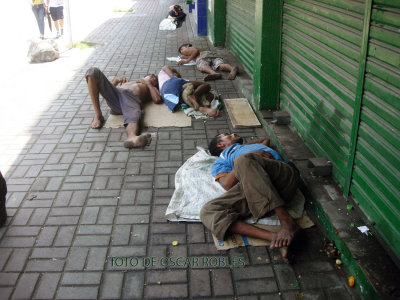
left=226, top=0, right=256, bottom=75
left=350, top=0, right=400, bottom=256
left=279, top=0, right=365, bottom=188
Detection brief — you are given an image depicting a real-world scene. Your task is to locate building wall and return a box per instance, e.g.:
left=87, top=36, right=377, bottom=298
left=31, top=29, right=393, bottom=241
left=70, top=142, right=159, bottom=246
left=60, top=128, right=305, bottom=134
left=207, top=0, right=400, bottom=260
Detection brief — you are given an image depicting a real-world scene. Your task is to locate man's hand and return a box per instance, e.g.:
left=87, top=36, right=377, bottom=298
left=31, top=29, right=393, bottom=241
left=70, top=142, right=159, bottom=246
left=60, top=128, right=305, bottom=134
left=250, top=150, right=274, bottom=160
left=112, top=77, right=127, bottom=86
left=177, top=60, right=187, bottom=65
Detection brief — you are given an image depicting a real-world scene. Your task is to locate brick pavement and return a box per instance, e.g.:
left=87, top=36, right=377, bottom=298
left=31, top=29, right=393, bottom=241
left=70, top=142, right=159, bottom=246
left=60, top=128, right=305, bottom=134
left=0, top=0, right=362, bottom=299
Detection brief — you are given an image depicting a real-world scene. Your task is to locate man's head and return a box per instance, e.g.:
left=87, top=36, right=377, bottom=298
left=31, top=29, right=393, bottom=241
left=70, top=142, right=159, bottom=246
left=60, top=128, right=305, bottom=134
left=144, top=74, right=158, bottom=88
left=178, top=43, right=192, bottom=55
left=209, top=133, right=243, bottom=156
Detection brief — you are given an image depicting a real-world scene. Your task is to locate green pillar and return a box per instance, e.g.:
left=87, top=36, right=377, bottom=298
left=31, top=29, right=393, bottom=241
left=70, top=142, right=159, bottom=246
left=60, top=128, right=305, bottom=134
left=207, top=0, right=226, bottom=46
left=253, top=0, right=283, bottom=110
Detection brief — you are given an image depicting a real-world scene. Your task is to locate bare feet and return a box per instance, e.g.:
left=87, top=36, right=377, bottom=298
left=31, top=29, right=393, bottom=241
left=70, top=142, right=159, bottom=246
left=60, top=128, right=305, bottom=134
left=227, top=66, right=238, bottom=80
left=91, top=115, right=105, bottom=129
left=270, top=220, right=300, bottom=248
left=204, top=73, right=222, bottom=81
left=123, top=133, right=152, bottom=149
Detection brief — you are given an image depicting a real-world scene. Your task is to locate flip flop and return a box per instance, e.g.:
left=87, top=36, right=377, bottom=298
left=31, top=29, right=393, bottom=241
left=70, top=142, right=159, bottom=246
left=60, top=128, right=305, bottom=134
left=204, top=73, right=222, bottom=81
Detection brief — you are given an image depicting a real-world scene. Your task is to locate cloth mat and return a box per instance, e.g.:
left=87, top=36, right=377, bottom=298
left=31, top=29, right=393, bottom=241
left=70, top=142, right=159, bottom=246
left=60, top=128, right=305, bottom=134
left=165, top=148, right=305, bottom=225
left=104, top=101, right=191, bottom=128
left=166, top=56, right=196, bottom=66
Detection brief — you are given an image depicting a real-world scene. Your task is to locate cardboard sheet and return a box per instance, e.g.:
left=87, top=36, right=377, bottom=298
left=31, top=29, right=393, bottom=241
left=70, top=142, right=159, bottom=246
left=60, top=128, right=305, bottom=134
left=212, top=212, right=314, bottom=250
left=223, top=98, right=261, bottom=128
left=104, top=101, right=191, bottom=128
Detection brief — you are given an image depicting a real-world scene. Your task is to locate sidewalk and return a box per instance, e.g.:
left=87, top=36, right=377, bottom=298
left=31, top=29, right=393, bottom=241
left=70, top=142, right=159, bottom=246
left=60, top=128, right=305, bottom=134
left=0, top=0, right=362, bottom=299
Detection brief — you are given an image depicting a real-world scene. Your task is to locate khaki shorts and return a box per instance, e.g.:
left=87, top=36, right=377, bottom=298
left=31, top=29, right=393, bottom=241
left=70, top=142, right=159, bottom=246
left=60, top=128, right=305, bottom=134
left=196, top=51, right=224, bottom=70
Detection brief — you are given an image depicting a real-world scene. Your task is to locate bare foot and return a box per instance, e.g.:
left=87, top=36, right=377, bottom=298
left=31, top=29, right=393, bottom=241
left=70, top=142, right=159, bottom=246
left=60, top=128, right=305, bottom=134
left=270, top=219, right=300, bottom=249
left=91, top=115, right=105, bottom=129
left=227, top=66, right=238, bottom=80
left=123, top=133, right=152, bottom=149
left=204, top=73, right=222, bottom=81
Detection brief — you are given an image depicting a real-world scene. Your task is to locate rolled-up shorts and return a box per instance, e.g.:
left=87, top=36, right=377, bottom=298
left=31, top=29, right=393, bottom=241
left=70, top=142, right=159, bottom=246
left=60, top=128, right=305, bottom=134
left=50, top=6, right=63, bottom=21
left=85, top=67, right=143, bottom=125
left=196, top=51, right=224, bottom=71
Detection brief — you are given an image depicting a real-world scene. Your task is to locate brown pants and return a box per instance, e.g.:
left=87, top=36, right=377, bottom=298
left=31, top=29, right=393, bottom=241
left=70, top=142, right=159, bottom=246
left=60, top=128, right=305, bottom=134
left=200, top=153, right=299, bottom=240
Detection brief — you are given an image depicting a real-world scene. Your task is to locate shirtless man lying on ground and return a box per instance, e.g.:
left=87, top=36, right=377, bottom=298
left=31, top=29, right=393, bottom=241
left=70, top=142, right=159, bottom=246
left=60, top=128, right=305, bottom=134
left=177, top=44, right=238, bottom=81
left=85, top=67, right=161, bottom=149
left=200, top=133, right=300, bottom=263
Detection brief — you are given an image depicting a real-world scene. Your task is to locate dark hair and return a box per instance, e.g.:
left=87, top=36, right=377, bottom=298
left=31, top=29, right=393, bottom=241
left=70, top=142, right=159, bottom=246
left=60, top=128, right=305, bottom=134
left=209, top=134, right=223, bottom=156
left=169, top=67, right=181, bottom=78
left=145, top=74, right=158, bottom=89
left=178, top=43, right=192, bottom=54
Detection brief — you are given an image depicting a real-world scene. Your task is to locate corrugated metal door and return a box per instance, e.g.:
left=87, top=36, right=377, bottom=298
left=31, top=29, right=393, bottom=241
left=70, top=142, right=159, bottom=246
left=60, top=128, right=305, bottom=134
left=350, top=0, right=400, bottom=256
left=225, top=0, right=256, bottom=75
left=279, top=0, right=365, bottom=188
left=280, top=0, right=400, bottom=257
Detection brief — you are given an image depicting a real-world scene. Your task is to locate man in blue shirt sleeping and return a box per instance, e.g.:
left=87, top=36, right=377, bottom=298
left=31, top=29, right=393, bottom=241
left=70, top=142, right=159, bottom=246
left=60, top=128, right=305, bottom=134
left=201, top=133, right=300, bottom=263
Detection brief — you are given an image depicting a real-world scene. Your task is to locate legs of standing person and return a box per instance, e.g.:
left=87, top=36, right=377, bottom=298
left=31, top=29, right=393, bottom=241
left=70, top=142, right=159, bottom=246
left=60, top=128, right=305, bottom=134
left=0, top=172, right=7, bottom=227
left=50, top=6, right=64, bottom=36
left=32, top=4, right=45, bottom=38
left=85, top=67, right=122, bottom=129
left=188, top=81, right=219, bottom=117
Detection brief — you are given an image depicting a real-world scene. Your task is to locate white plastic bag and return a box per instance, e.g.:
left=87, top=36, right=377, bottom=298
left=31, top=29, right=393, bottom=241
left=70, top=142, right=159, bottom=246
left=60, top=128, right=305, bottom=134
left=159, top=18, right=176, bottom=30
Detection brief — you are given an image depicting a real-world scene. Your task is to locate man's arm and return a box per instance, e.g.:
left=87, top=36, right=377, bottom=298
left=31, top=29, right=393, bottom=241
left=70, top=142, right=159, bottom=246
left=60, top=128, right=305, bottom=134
left=216, top=150, right=273, bottom=190
left=216, top=170, right=238, bottom=191
left=178, top=48, right=200, bottom=65
left=162, top=66, right=175, bottom=77
left=139, top=78, right=162, bottom=104
left=246, top=138, right=270, bottom=146
left=112, top=77, right=127, bottom=86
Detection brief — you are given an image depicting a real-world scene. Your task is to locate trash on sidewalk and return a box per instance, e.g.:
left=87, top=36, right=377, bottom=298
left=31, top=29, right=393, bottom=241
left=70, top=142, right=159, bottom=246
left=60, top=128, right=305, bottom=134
left=357, top=225, right=370, bottom=236
left=27, top=39, right=59, bottom=63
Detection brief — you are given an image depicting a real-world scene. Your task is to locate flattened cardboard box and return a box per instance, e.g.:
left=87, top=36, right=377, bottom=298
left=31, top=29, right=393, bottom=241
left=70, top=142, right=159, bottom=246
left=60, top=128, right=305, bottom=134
left=212, top=212, right=314, bottom=250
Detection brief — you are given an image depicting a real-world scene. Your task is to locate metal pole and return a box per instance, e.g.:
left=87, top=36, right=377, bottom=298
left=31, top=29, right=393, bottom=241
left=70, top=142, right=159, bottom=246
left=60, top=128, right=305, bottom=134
left=64, top=0, right=73, bottom=48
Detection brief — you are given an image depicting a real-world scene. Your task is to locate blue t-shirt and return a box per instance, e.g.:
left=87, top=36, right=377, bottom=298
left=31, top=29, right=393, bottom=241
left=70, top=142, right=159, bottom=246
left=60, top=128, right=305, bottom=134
left=211, top=143, right=284, bottom=178
left=161, top=76, right=189, bottom=112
